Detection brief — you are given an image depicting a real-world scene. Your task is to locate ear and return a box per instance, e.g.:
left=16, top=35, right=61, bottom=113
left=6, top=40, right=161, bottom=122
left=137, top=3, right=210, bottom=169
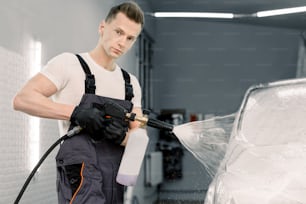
left=98, top=20, right=106, bottom=35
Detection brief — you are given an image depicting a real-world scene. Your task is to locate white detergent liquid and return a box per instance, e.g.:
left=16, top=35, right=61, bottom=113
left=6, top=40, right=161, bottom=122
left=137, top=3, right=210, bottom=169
left=116, top=128, right=149, bottom=186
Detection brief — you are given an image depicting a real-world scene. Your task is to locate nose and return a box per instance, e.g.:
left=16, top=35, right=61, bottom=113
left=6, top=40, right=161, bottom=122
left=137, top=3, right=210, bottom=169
left=118, top=36, right=126, bottom=48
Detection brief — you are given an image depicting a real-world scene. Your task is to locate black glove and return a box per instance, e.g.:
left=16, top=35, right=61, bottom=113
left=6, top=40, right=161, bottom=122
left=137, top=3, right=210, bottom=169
left=70, top=106, right=110, bottom=135
left=104, top=118, right=129, bottom=145
left=70, top=103, right=129, bottom=144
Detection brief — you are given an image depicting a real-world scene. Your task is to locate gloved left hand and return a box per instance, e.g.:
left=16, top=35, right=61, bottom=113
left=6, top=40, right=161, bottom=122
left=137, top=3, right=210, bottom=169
left=103, top=118, right=129, bottom=145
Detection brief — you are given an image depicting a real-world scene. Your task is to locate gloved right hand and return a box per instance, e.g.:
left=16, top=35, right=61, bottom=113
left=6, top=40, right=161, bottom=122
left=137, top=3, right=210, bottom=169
left=70, top=106, right=109, bottom=135
left=103, top=119, right=129, bottom=145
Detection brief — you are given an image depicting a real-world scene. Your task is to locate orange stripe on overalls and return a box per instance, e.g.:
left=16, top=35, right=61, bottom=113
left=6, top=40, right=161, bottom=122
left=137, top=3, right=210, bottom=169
left=69, top=162, right=85, bottom=204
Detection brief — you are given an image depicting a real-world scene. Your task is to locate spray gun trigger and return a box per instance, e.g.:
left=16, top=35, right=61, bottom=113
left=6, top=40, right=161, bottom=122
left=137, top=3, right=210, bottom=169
left=127, top=113, right=136, bottom=121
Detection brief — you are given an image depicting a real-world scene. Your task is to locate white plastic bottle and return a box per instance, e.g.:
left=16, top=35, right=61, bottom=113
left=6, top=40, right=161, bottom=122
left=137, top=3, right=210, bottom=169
left=116, top=128, right=149, bottom=186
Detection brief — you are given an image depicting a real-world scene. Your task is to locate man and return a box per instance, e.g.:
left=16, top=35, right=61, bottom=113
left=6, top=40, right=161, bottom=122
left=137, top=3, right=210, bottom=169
left=13, top=1, right=144, bottom=203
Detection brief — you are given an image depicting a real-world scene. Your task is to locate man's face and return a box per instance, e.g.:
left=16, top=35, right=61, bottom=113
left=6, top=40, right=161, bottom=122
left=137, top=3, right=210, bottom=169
left=99, top=12, right=142, bottom=59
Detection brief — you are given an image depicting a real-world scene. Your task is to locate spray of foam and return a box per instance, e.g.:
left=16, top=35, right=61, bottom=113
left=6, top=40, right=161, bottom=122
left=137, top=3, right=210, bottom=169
left=173, top=114, right=236, bottom=178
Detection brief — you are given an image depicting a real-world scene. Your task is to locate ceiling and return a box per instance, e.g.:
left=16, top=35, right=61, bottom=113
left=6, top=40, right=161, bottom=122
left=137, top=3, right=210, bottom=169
left=148, top=0, right=306, bottom=30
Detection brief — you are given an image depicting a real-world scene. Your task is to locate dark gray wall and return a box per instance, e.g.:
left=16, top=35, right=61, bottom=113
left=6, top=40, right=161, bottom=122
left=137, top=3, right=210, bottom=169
left=153, top=19, right=300, bottom=116
left=152, top=19, right=300, bottom=201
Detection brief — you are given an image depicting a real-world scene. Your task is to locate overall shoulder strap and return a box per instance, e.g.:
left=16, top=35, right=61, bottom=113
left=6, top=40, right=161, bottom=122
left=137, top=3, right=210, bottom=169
left=75, top=53, right=133, bottom=101
left=75, top=54, right=96, bottom=94
left=121, top=69, right=134, bottom=101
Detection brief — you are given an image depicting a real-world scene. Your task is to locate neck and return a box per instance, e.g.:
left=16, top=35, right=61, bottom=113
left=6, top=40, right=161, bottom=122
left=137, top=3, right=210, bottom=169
left=89, top=48, right=115, bottom=71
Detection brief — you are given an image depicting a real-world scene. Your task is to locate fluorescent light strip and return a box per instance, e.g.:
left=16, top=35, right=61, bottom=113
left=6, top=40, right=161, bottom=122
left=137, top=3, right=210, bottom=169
left=28, top=39, right=41, bottom=171
left=257, top=6, right=306, bottom=17
left=28, top=116, right=40, bottom=171
left=154, top=12, right=234, bottom=19
left=153, top=6, right=306, bottom=19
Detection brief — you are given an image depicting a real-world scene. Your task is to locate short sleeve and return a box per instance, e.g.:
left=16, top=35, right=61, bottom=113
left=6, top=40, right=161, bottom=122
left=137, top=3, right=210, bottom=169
left=40, top=52, right=75, bottom=91
left=130, top=74, right=142, bottom=108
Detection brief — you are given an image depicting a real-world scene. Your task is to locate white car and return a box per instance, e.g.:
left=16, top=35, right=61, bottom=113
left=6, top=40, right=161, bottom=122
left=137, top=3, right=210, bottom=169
left=204, top=78, right=306, bottom=204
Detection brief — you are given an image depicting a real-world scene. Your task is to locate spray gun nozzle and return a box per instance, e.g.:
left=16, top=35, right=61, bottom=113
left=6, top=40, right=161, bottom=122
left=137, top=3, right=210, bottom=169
left=125, top=112, right=173, bottom=131
left=102, top=101, right=173, bottom=132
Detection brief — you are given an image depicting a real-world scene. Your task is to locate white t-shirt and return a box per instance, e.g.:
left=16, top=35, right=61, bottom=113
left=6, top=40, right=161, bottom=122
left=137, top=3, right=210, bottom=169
left=40, top=52, right=142, bottom=136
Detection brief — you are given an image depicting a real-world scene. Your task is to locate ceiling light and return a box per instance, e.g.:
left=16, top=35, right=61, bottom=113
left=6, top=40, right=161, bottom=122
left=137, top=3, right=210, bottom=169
left=256, top=6, right=306, bottom=17
left=153, top=12, right=234, bottom=19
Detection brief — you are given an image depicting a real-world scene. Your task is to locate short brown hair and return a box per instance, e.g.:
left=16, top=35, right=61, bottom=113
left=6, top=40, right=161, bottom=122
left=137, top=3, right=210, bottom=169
left=106, top=1, right=144, bottom=27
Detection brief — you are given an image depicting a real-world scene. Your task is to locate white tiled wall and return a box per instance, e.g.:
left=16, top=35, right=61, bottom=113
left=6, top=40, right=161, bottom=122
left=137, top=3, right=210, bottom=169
left=0, top=0, right=155, bottom=203
left=0, top=46, right=59, bottom=203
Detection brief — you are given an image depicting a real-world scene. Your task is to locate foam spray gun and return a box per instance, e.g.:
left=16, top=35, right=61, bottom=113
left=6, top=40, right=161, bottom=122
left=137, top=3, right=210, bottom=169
left=102, top=101, right=173, bottom=131
left=14, top=101, right=174, bottom=203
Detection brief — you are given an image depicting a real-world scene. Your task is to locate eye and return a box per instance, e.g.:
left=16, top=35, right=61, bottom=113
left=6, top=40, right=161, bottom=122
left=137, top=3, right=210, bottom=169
left=115, top=29, right=122, bottom=35
left=127, top=37, right=134, bottom=41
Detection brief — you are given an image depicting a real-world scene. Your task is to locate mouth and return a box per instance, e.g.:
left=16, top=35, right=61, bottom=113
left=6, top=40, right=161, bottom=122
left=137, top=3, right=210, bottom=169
left=112, top=48, right=122, bottom=55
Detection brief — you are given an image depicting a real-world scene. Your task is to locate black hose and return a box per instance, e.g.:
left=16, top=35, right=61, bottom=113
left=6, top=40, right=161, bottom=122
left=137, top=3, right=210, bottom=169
left=14, top=119, right=173, bottom=203
left=14, top=126, right=81, bottom=204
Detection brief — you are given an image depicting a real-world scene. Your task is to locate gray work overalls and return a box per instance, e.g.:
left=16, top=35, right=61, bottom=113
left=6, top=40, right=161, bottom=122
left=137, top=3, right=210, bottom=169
left=55, top=54, right=134, bottom=204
